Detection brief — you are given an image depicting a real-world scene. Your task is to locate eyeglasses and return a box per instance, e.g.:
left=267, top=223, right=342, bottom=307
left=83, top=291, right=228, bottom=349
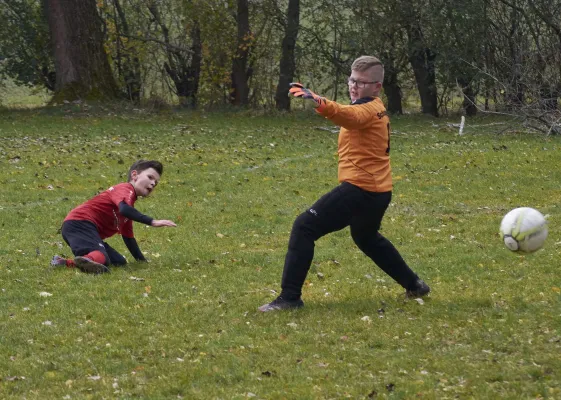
left=347, top=77, right=378, bottom=88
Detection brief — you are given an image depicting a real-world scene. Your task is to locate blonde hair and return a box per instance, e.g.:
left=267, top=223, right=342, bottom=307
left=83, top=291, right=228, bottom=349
left=351, top=56, right=384, bottom=83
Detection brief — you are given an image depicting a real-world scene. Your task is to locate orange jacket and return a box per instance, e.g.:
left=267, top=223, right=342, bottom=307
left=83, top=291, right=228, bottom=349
left=315, top=97, right=392, bottom=192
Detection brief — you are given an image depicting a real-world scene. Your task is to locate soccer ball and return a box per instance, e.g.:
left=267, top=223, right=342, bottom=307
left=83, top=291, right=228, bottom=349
left=500, top=207, right=548, bottom=253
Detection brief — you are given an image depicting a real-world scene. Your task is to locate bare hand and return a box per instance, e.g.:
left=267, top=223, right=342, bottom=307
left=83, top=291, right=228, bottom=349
left=151, top=219, right=177, bottom=227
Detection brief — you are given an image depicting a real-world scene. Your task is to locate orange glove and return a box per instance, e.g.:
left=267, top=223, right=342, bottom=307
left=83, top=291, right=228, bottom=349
left=289, top=83, right=325, bottom=107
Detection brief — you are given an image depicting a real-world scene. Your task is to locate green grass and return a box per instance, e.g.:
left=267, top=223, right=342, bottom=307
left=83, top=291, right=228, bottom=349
left=1, top=107, right=560, bottom=399
left=0, top=79, right=50, bottom=109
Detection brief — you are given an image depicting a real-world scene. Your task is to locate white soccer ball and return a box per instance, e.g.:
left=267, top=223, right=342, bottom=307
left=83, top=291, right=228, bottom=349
left=500, top=207, right=548, bottom=253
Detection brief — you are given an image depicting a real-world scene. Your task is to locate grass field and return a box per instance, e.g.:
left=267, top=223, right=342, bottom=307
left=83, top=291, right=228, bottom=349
left=1, top=106, right=560, bottom=399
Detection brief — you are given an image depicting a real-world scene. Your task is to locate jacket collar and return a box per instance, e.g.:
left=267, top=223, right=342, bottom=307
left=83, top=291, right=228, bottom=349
left=351, top=96, right=376, bottom=105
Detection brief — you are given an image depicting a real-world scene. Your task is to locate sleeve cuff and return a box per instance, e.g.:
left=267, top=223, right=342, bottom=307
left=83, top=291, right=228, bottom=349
left=315, top=99, right=328, bottom=113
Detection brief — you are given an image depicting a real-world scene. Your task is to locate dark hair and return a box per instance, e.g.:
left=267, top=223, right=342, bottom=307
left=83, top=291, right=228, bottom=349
left=127, top=160, right=163, bottom=181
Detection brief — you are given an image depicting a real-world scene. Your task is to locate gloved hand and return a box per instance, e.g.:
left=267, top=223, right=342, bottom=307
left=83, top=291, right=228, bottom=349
left=289, top=83, right=325, bottom=107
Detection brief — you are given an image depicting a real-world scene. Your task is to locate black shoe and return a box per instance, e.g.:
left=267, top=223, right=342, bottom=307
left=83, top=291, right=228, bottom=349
left=50, top=255, right=68, bottom=268
left=406, top=279, right=430, bottom=298
left=258, top=296, right=304, bottom=312
left=74, top=256, right=110, bottom=274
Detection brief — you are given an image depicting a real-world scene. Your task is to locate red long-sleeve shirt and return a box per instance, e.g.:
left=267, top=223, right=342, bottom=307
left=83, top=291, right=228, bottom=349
left=64, top=183, right=137, bottom=239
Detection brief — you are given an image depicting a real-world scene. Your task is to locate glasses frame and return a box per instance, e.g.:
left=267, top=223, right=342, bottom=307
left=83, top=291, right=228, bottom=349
left=347, top=77, right=379, bottom=88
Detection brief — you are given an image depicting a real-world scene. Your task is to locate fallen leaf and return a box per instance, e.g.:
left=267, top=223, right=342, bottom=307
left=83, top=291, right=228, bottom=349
left=5, top=376, right=25, bottom=381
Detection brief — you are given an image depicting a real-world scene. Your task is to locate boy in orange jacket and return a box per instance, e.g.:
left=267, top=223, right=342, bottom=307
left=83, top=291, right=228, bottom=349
left=51, top=160, right=176, bottom=274
left=259, top=56, right=429, bottom=311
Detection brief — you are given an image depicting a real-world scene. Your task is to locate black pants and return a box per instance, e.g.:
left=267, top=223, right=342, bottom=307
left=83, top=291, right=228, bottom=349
left=61, top=220, right=127, bottom=266
left=281, top=182, right=419, bottom=300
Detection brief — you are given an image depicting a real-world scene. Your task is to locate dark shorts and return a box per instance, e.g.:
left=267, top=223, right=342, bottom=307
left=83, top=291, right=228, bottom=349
left=61, top=220, right=127, bottom=266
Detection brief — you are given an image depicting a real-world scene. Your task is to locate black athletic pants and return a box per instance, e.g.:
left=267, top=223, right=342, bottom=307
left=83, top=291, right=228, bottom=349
left=61, top=220, right=127, bottom=266
left=280, top=182, right=419, bottom=300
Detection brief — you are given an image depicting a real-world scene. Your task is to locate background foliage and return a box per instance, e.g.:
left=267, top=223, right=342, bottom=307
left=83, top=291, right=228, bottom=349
left=0, top=0, right=560, bottom=126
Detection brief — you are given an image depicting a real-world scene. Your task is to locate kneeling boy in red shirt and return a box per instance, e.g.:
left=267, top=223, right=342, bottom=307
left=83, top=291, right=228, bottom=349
left=51, top=160, right=176, bottom=273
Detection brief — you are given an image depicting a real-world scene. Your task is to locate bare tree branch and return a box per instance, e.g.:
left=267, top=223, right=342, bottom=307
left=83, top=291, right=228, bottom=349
left=120, top=34, right=193, bottom=54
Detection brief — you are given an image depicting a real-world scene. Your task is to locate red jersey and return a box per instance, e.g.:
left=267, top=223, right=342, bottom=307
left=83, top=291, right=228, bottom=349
left=64, top=183, right=137, bottom=239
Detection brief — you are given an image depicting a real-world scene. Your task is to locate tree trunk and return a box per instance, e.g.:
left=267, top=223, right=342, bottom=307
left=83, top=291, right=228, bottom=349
left=384, top=81, right=403, bottom=115
left=44, top=0, right=118, bottom=102
left=406, top=24, right=438, bottom=116
left=148, top=3, right=202, bottom=108
left=113, top=0, right=141, bottom=103
left=457, top=77, right=477, bottom=116
left=275, top=0, right=300, bottom=111
left=177, top=24, right=202, bottom=108
left=381, top=53, right=402, bottom=115
left=230, top=0, right=252, bottom=106
left=462, top=88, right=477, bottom=116
left=505, top=6, right=524, bottom=110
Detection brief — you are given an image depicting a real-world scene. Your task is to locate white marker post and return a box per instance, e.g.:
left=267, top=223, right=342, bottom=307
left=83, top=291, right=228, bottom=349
left=459, top=116, right=465, bottom=136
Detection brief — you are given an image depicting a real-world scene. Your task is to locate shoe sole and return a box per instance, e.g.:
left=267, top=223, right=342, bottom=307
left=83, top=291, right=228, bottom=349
left=406, top=288, right=430, bottom=298
left=258, top=301, right=304, bottom=312
left=74, top=257, right=109, bottom=274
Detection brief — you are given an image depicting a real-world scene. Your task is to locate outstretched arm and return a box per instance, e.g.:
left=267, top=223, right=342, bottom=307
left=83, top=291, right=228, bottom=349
left=119, top=201, right=177, bottom=227
left=122, top=236, right=146, bottom=262
left=119, top=201, right=153, bottom=225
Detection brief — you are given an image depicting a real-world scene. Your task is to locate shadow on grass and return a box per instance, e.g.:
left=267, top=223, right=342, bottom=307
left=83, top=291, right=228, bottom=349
left=282, top=293, right=505, bottom=318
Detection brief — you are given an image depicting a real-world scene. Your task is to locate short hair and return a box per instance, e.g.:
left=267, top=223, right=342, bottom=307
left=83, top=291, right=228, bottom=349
left=127, top=160, right=163, bottom=181
left=351, top=56, right=384, bottom=83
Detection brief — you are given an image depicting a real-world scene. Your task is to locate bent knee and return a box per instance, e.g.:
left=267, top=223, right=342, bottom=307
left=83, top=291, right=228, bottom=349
left=292, top=212, right=319, bottom=233
left=290, top=211, right=324, bottom=243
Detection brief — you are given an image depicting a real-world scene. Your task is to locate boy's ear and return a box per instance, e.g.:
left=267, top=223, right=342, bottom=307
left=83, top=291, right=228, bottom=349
left=130, top=170, right=138, bottom=182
